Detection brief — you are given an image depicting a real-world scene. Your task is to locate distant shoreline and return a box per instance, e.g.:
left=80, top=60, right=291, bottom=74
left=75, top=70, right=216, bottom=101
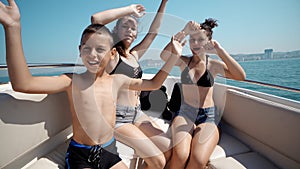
left=140, top=51, right=300, bottom=68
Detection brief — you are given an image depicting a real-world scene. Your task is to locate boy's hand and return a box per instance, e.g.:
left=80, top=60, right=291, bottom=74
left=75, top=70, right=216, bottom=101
left=0, top=0, right=20, bottom=28
left=130, top=4, right=146, bottom=18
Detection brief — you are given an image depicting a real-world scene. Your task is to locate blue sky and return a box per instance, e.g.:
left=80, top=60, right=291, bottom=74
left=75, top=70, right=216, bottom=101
left=0, top=0, right=299, bottom=64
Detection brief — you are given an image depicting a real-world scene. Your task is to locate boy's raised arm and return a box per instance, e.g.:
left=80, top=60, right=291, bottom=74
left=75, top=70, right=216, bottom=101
left=160, top=21, right=200, bottom=65
left=160, top=31, right=186, bottom=67
left=126, top=35, right=185, bottom=91
left=1, top=0, right=71, bottom=94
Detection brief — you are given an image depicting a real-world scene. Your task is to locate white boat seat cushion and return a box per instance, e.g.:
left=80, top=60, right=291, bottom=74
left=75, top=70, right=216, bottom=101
left=231, top=152, right=280, bottom=169
left=209, top=157, right=247, bottom=169
left=209, top=132, right=250, bottom=161
left=217, top=132, right=250, bottom=156
left=210, top=152, right=280, bottom=169
left=26, top=140, right=69, bottom=169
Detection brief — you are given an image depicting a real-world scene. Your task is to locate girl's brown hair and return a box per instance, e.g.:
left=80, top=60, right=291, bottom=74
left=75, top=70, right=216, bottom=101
left=201, top=18, right=218, bottom=40
left=112, top=16, right=138, bottom=58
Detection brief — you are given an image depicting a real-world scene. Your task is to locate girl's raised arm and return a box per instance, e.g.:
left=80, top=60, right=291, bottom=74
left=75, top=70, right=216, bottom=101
left=205, top=40, right=246, bottom=81
left=131, top=0, right=168, bottom=59
left=91, top=4, right=145, bottom=25
left=1, top=0, right=71, bottom=94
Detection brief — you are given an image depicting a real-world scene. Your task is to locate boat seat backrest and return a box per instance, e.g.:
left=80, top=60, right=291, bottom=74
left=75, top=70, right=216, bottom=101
left=222, top=89, right=300, bottom=169
left=0, top=87, right=72, bottom=169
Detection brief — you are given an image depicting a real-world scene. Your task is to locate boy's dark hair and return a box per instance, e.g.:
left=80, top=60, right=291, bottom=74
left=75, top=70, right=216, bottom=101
left=80, top=24, right=114, bottom=47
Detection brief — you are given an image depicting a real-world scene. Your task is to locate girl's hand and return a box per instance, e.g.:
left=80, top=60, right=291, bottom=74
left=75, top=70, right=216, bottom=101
left=0, top=0, right=20, bottom=28
left=171, top=31, right=186, bottom=56
left=204, top=40, right=221, bottom=54
left=182, top=21, right=201, bottom=35
left=130, top=4, right=146, bottom=18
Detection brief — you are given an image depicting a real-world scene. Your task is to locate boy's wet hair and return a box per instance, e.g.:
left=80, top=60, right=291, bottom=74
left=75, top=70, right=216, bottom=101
left=80, top=24, right=114, bottom=48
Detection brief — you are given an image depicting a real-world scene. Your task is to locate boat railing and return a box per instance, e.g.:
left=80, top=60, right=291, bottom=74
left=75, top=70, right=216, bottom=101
left=0, top=63, right=84, bottom=69
left=0, top=63, right=299, bottom=97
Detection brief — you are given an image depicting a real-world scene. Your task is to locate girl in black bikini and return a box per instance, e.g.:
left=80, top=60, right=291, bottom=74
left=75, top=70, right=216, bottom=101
left=160, top=19, right=246, bottom=169
left=91, top=1, right=172, bottom=169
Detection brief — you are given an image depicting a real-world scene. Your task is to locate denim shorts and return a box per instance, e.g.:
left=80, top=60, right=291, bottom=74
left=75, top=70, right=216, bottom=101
left=175, top=102, right=216, bottom=125
left=115, top=105, right=144, bottom=128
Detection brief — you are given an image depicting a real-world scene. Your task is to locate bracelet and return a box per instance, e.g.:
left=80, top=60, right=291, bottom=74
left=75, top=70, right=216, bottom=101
left=181, top=30, right=186, bottom=36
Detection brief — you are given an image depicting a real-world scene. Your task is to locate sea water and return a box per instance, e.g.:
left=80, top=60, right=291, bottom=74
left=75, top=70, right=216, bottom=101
left=143, top=58, right=300, bottom=102
left=0, top=58, right=300, bottom=102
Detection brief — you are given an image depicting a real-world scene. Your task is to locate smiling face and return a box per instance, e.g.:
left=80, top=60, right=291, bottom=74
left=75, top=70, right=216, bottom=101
left=189, top=30, right=209, bottom=55
left=115, top=16, right=138, bottom=48
left=79, top=33, right=115, bottom=74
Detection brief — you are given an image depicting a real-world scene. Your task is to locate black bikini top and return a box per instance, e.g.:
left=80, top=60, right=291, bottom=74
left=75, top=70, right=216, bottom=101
left=181, top=56, right=214, bottom=87
left=109, top=54, right=143, bottom=79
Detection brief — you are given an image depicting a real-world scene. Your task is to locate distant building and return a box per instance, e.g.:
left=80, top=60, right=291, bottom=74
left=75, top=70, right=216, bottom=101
left=140, top=59, right=164, bottom=69
left=264, top=49, right=273, bottom=59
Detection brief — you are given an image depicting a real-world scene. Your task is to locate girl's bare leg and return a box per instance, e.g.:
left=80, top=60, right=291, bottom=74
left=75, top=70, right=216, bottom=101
left=186, top=123, right=219, bottom=169
left=169, top=116, right=194, bottom=169
left=110, top=161, right=129, bottom=169
left=115, top=124, right=166, bottom=169
left=134, top=114, right=172, bottom=161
